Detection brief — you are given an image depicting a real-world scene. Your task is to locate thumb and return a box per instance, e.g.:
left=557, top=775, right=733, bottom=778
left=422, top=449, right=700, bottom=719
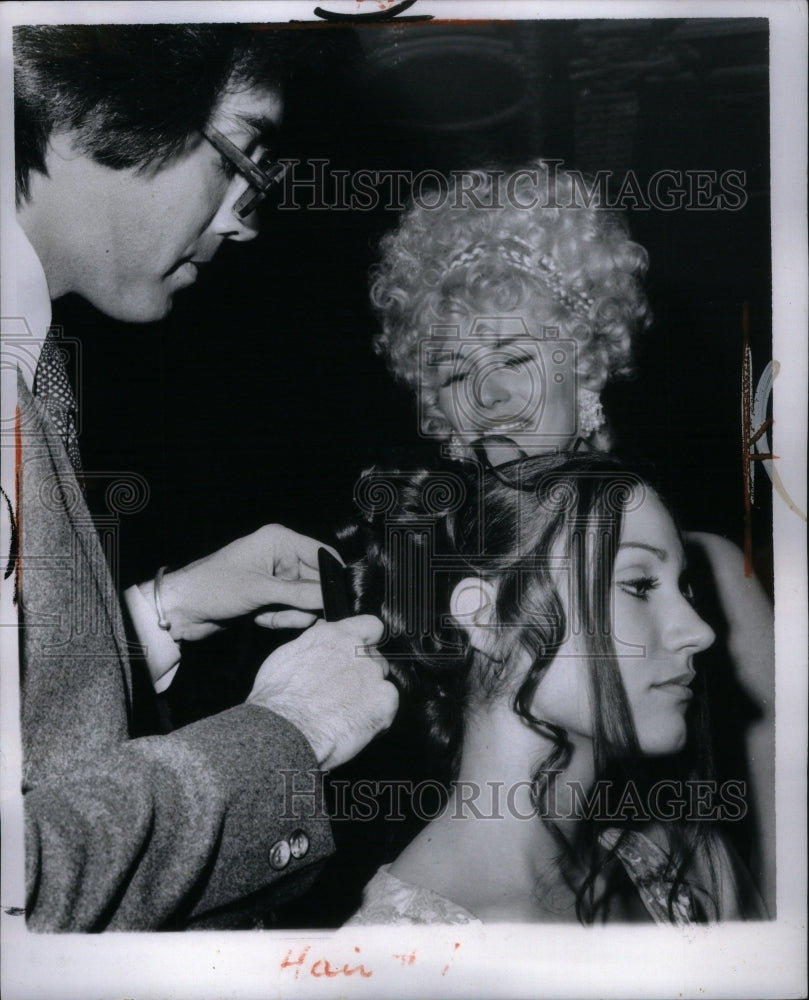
left=335, top=613, right=385, bottom=645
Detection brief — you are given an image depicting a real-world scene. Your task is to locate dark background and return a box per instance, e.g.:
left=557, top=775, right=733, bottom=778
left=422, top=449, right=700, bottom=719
left=52, top=17, right=772, bottom=925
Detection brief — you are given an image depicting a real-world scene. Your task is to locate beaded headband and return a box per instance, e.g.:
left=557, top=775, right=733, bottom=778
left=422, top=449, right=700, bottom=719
left=444, top=236, right=594, bottom=319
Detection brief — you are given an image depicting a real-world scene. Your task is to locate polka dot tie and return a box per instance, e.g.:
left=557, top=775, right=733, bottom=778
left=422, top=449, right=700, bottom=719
left=33, top=334, right=83, bottom=474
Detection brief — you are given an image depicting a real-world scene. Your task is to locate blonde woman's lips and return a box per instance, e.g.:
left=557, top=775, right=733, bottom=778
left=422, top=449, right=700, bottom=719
left=477, top=420, right=530, bottom=434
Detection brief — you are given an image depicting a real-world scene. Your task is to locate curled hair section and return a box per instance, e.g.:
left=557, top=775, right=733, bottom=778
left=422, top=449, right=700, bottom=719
left=341, top=452, right=654, bottom=779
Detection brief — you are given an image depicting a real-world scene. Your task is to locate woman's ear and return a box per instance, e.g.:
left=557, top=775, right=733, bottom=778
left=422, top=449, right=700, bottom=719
left=450, top=577, right=497, bottom=653
left=577, top=368, right=607, bottom=393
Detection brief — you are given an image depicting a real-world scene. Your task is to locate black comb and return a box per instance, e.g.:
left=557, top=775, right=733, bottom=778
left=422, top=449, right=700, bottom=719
left=318, top=548, right=352, bottom=622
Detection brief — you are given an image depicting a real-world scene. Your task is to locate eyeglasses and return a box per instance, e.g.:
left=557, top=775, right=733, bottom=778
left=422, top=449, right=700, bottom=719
left=203, top=125, right=288, bottom=220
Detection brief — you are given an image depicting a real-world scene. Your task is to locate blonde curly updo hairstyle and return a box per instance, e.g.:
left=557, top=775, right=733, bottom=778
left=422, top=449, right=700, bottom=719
left=370, top=161, right=652, bottom=446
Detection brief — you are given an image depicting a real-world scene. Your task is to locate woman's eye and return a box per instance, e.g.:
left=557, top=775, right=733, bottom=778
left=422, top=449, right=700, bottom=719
left=617, top=576, right=659, bottom=600
left=680, top=576, right=696, bottom=605
left=442, top=368, right=470, bottom=387
left=502, top=353, right=533, bottom=370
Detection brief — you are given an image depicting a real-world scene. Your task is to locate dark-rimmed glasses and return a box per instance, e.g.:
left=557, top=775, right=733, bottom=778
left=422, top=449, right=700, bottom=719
left=203, top=125, right=288, bottom=220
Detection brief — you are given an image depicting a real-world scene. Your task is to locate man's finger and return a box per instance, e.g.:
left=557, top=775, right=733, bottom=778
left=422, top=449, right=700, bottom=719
left=254, top=609, right=318, bottom=629
left=265, top=527, right=343, bottom=575
left=296, top=539, right=343, bottom=574
left=258, top=578, right=325, bottom=611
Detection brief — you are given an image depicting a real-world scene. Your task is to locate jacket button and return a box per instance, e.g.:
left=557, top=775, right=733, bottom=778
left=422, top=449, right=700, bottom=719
left=289, top=829, right=310, bottom=859
left=269, top=839, right=291, bottom=870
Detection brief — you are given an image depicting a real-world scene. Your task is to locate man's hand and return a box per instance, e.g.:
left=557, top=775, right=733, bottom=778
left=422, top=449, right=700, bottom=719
left=247, top=616, right=399, bottom=770
left=141, top=524, right=338, bottom=642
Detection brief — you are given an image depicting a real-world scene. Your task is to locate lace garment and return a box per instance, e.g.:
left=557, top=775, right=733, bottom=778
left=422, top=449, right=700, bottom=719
left=345, top=865, right=481, bottom=926
left=346, top=828, right=697, bottom=926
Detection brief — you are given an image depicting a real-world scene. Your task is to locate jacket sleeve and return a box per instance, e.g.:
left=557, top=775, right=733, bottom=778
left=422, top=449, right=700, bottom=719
left=24, top=703, right=334, bottom=931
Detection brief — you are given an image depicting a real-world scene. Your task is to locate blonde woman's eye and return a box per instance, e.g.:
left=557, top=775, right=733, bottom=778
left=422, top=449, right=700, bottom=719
left=503, top=353, right=533, bottom=370
left=442, top=367, right=470, bottom=387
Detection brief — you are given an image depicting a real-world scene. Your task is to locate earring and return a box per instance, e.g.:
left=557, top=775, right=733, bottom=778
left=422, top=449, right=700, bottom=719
left=446, top=432, right=468, bottom=462
left=577, top=388, right=605, bottom=437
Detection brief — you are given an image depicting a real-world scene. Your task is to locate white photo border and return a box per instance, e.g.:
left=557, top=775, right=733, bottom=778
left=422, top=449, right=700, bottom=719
left=1, top=2, right=805, bottom=998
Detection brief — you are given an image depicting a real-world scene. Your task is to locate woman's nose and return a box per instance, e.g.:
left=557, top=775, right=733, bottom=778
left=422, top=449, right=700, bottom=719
left=476, top=368, right=516, bottom=411
left=668, top=598, right=716, bottom=654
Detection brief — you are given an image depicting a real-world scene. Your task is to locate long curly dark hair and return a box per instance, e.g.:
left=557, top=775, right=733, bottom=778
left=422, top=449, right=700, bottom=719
left=340, top=452, right=722, bottom=922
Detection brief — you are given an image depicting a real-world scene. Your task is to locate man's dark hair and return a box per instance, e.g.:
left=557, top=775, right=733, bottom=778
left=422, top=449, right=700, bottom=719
left=13, top=24, right=292, bottom=202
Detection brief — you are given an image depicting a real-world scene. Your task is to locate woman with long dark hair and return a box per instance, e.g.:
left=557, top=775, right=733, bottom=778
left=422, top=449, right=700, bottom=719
left=342, top=454, right=765, bottom=924
left=367, top=161, right=774, bottom=910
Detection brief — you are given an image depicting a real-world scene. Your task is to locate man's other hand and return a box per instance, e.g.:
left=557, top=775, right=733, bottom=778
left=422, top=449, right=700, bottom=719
left=247, top=616, right=399, bottom=770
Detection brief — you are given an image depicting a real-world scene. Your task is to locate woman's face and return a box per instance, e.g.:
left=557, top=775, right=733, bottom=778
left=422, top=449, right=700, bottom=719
left=528, top=489, right=715, bottom=758
left=430, top=308, right=581, bottom=464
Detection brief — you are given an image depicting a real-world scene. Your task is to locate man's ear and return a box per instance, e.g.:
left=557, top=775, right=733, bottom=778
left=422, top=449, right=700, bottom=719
left=47, top=133, right=84, bottom=162
left=449, top=576, right=497, bottom=653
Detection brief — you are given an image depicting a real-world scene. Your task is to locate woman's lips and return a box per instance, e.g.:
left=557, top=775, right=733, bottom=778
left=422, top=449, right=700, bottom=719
left=652, top=673, right=695, bottom=700
left=475, top=419, right=531, bottom=435
left=655, top=683, right=694, bottom=699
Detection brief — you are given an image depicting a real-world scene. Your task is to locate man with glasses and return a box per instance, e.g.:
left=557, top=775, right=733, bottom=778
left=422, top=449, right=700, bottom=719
left=2, top=24, right=397, bottom=930
left=204, top=125, right=289, bottom=221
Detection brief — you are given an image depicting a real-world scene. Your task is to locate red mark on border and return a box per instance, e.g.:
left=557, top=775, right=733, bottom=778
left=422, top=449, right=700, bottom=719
left=441, top=941, right=461, bottom=975
left=281, top=945, right=373, bottom=979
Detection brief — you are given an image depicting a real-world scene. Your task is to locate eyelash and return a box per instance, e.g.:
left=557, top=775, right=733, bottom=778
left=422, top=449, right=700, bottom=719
left=505, top=353, right=532, bottom=368
left=618, top=576, right=659, bottom=601
left=618, top=575, right=698, bottom=607
left=441, top=354, right=532, bottom=387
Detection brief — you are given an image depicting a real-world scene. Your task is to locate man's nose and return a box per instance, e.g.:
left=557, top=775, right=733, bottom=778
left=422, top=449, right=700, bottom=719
left=211, top=199, right=260, bottom=242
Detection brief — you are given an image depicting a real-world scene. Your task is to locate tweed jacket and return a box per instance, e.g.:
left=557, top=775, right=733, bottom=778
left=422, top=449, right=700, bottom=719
left=16, top=372, right=334, bottom=931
